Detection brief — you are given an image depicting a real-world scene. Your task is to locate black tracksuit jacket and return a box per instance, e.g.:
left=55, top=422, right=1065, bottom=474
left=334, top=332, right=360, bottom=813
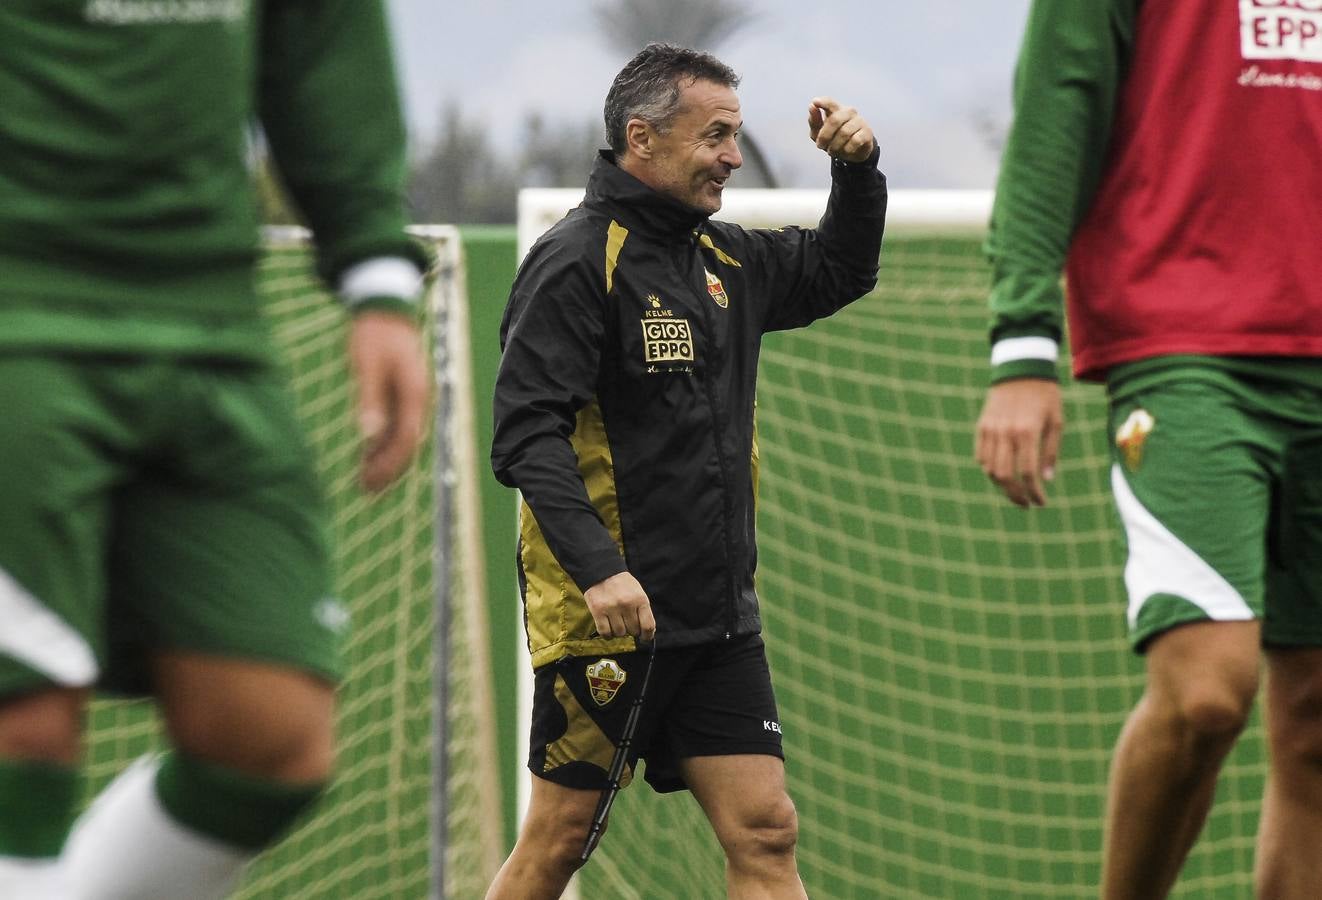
left=493, top=149, right=887, bottom=668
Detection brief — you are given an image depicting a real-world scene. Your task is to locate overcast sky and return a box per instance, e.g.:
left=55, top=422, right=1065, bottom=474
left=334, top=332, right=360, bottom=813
left=386, top=0, right=1033, bottom=190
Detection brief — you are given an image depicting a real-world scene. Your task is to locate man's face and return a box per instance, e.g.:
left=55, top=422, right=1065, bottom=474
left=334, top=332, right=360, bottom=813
left=637, top=79, right=743, bottom=214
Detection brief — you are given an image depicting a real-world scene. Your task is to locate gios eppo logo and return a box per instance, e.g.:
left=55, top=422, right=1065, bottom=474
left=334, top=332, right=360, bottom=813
left=1241, top=0, right=1322, bottom=61
left=641, top=319, right=694, bottom=364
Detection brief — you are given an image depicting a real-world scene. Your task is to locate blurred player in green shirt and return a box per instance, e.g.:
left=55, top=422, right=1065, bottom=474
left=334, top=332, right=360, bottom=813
left=0, top=2, right=429, bottom=897
left=979, top=1, right=1322, bottom=895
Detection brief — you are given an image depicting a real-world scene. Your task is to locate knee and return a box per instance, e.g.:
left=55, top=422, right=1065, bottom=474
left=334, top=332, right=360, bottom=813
left=0, top=689, right=85, bottom=765
left=513, top=805, right=597, bottom=879
left=1161, top=683, right=1256, bottom=746
left=1267, top=685, right=1322, bottom=770
left=165, top=693, right=336, bottom=783
left=547, top=807, right=598, bottom=873
left=173, top=714, right=334, bottom=783
left=723, top=794, right=799, bottom=867
left=1145, top=623, right=1259, bottom=746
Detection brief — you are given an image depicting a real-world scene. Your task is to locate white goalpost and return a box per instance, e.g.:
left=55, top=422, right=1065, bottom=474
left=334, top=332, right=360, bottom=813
left=517, top=187, right=992, bottom=258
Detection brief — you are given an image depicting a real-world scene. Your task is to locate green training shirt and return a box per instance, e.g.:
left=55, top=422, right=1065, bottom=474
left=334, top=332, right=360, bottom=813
left=987, top=0, right=1322, bottom=393
left=0, top=0, right=424, bottom=359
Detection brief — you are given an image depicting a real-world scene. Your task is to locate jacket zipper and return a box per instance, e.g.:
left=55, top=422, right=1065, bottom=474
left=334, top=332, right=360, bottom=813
left=686, top=232, right=740, bottom=639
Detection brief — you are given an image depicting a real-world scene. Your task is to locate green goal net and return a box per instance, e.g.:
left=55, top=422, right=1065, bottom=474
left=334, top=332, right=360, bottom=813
left=516, top=190, right=1268, bottom=899
left=81, top=227, right=502, bottom=899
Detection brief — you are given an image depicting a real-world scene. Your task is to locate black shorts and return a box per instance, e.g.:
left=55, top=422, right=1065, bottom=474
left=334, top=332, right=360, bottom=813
left=528, top=633, right=783, bottom=793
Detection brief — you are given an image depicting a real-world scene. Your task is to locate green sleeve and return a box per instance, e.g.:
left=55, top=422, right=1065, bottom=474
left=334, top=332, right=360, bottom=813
left=985, top=0, right=1140, bottom=383
left=257, top=0, right=427, bottom=288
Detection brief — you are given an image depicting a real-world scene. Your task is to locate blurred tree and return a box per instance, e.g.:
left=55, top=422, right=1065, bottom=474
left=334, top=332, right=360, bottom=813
left=592, top=0, right=779, bottom=187
left=408, top=104, right=518, bottom=224
left=517, top=114, right=600, bottom=190
left=594, top=0, right=757, bottom=54
left=408, top=104, right=601, bottom=224
left=405, top=0, right=782, bottom=225
left=971, top=106, right=1010, bottom=157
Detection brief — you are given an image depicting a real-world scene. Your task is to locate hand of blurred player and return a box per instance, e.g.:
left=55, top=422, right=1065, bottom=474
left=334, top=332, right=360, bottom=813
left=808, top=97, right=876, bottom=163
left=584, top=571, right=656, bottom=644
left=975, top=378, right=1063, bottom=508
left=349, top=311, right=430, bottom=492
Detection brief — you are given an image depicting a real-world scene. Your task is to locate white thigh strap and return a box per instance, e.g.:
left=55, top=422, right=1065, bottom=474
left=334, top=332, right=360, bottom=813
left=0, top=567, right=97, bottom=687
left=1112, top=464, right=1254, bottom=630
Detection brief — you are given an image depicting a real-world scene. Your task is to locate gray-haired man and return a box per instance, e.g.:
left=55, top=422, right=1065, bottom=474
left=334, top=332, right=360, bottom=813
left=488, top=43, right=887, bottom=898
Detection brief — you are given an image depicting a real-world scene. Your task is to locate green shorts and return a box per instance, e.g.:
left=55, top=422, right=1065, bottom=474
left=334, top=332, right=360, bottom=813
left=1108, top=365, right=1322, bottom=651
left=0, top=353, right=342, bottom=698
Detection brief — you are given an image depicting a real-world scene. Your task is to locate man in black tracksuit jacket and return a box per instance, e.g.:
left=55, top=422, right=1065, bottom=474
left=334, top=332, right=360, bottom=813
left=488, top=43, right=886, bottom=899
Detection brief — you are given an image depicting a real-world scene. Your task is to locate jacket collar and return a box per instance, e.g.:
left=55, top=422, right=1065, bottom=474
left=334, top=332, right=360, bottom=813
left=583, top=150, right=711, bottom=241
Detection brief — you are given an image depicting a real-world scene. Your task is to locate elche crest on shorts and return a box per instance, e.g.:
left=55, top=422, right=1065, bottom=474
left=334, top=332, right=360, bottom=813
left=1116, top=408, right=1155, bottom=472
left=586, top=658, right=627, bottom=706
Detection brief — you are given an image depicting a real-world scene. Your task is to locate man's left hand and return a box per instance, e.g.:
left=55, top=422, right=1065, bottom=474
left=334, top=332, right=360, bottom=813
left=349, top=311, right=430, bottom=492
left=808, top=97, right=876, bottom=163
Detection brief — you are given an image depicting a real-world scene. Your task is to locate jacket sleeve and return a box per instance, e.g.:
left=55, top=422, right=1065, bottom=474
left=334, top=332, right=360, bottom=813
left=490, top=240, right=629, bottom=593
left=985, top=0, right=1140, bottom=383
left=256, top=0, right=428, bottom=297
left=751, top=147, right=888, bottom=333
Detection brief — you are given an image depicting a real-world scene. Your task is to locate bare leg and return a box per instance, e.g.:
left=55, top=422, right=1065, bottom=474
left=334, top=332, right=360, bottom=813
left=679, top=754, right=806, bottom=900
left=485, top=775, right=599, bottom=900
left=154, top=651, right=336, bottom=782
left=65, top=653, right=336, bottom=900
left=1256, top=647, right=1322, bottom=899
left=0, top=687, right=85, bottom=764
left=1101, top=621, right=1260, bottom=900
